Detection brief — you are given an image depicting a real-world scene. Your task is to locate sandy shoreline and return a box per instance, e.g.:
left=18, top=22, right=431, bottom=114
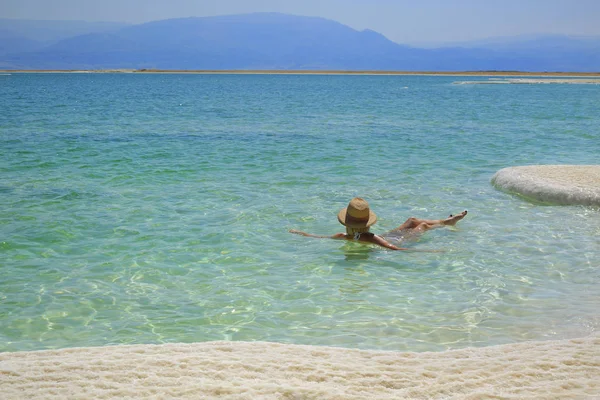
left=2, top=69, right=600, bottom=77
left=1, top=335, right=598, bottom=399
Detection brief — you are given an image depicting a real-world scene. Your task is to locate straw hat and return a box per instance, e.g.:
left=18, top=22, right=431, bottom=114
left=337, top=197, right=377, bottom=228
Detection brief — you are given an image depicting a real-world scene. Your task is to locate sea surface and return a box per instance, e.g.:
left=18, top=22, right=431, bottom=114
left=1, top=73, right=598, bottom=353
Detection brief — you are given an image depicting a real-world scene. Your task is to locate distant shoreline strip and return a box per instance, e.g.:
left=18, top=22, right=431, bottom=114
left=2, top=69, right=600, bottom=77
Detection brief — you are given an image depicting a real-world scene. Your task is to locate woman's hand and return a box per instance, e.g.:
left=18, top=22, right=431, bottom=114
left=289, top=229, right=309, bottom=236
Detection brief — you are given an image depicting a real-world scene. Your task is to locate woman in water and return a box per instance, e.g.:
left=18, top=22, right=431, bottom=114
left=289, top=197, right=467, bottom=250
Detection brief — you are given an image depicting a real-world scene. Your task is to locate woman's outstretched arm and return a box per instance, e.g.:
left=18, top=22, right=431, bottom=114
left=289, top=230, right=345, bottom=239
left=289, top=230, right=437, bottom=252
left=289, top=230, right=409, bottom=250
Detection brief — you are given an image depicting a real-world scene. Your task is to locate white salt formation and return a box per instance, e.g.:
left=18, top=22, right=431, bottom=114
left=492, top=165, right=600, bottom=206
left=454, top=78, right=600, bottom=84
left=1, top=335, right=599, bottom=399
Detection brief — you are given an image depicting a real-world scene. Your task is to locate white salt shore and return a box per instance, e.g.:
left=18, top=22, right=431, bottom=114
left=492, top=165, right=600, bottom=206
left=1, top=335, right=599, bottom=399
left=454, top=78, right=600, bottom=85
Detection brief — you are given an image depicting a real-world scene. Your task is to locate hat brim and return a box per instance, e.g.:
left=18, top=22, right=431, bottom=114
left=337, top=208, right=377, bottom=228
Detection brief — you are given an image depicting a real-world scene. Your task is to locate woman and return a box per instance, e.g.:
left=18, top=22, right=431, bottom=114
left=289, top=197, right=467, bottom=251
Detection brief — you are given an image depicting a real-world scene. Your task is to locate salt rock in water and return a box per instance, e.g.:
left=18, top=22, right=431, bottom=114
left=492, top=165, right=600, bottom=206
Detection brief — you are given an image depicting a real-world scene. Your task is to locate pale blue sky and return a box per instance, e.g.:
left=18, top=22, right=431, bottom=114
left=2, top=0, right=600, bottom=45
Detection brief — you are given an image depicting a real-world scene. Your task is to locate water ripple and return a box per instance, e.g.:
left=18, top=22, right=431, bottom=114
left=1, top=73, right=599, bottom=352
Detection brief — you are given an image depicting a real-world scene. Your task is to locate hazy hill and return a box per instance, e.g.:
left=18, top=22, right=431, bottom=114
left=444, top=34, right=600, bottom=52
left=440, top=34, right=600, bottom=72
left=1, top=13, right=599, bottom=71
left=0, top=19, right=129, bottom=58
left=0, top=29, right=44, bottom=55
left=0, top=19, right=129, bottom=42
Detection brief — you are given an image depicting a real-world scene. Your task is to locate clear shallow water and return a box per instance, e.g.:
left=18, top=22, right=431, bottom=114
left=1, top=73, right=599, bottom=352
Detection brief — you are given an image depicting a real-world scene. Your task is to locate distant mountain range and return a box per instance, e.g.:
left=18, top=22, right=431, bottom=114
left=1, top=13, right=599, bottom=72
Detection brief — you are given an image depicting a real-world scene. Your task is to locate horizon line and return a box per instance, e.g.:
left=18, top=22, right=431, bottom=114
left=1, top=69, right=600, bottom=76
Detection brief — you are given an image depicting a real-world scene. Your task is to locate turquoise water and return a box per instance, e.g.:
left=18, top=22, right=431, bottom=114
left=1, top=73, right=599, bottom=352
